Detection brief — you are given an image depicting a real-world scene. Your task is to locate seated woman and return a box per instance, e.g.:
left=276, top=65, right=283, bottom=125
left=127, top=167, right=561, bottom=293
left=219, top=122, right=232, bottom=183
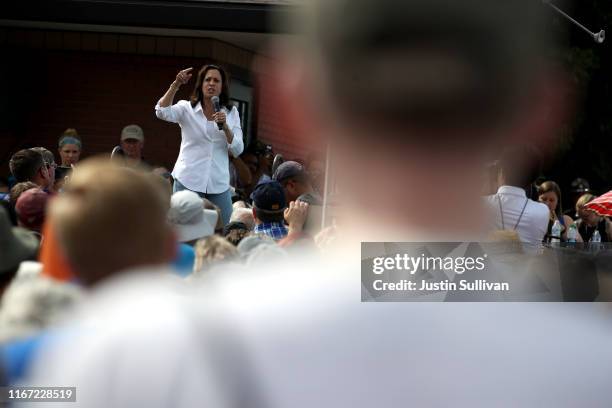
left=574, top=193, right=612, bottom=242
left=537, top=181, right=582, bottom=242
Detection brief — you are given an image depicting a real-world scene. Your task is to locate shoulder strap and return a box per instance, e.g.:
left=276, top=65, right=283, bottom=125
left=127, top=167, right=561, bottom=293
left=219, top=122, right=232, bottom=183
left=497, top=195, right=505, bottom=230
left=513, top=198, right=529, bottom=230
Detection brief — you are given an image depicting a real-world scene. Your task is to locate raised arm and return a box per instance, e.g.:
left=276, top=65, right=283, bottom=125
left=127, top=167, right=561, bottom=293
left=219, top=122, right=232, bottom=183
left=158, top=67, right=192, bottom=107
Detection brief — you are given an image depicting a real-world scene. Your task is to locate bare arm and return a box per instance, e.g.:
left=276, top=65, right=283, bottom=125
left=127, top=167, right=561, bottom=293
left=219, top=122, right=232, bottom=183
left=158, top=68, right=193, bottom=107
left=222, top=123, right=234, bottom=145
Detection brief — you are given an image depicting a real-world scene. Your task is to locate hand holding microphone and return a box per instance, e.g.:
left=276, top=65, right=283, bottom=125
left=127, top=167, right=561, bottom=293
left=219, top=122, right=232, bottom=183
left=211, top=96, right=225, bottom=131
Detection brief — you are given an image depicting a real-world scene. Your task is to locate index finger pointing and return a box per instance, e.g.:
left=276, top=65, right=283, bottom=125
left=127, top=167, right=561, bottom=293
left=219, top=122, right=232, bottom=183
left=181, top=67, right=193, bottom=73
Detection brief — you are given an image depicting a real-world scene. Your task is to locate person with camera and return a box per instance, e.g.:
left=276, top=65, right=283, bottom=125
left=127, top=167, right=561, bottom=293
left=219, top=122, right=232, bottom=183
left=155, top=64, right=244, bottom=225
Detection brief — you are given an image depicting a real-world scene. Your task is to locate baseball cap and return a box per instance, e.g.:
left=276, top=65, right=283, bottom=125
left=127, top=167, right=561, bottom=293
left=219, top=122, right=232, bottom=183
left=121, top=124, right=144, bottom=142
left=272, top=161, right=307, bottom=183
left=168, top=190, right=218, bottom=243
left=250, top=181, right=287, bottom=213
left=15, top=188, right=49, bottom=233
left=0, top=206, right=39, bottom=274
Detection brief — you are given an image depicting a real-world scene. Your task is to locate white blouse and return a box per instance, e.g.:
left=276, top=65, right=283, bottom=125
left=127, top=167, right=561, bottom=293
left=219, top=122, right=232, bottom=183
left=155, top=100, right=244, bottom=194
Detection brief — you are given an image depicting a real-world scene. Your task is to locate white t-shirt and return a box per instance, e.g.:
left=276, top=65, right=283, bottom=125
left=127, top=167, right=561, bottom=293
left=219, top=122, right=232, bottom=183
left=155, top=100, right=244, bottom=194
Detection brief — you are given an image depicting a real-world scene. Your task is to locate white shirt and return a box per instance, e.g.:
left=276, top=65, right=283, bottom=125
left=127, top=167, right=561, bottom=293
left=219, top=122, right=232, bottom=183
left=155, top=100, right=244, bottom=194
left=484, top=185, right=550, bottom=251
left=22, top=269, right=227, bottom=408
left=23, top=257, right=612, bottom=407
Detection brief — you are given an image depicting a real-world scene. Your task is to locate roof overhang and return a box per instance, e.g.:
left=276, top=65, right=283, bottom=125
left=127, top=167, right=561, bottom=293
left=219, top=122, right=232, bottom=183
left=3, top=0, right=295, bottom=34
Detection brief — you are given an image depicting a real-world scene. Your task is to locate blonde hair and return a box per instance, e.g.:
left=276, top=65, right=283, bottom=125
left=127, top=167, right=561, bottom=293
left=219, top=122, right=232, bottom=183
left=58, top=128, right=82, bottom=148
left=49, top=157, right=172, bottom=286
left=62, top=128, right=79, bottom=138
left=9, top=181, right=38, bottom=206
left=193, top=235, right=237, bottom=274
left=575, top=193, right=596, bottom=213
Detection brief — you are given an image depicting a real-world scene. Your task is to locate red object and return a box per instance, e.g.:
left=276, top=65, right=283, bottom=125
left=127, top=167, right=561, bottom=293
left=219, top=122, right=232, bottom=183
left=15, top=188, right=49, bottom=232
left=39, top=220, right=75, bottom=282
left=585, top=191, right=612, bottom=217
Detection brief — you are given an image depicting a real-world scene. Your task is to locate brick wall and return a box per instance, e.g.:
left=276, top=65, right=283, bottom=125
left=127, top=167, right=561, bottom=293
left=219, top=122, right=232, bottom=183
left=0, top=26, right=311, bottom=177
left=252, top=58, right=314, bottom=163
left=0, top=27, right=258, bottom=175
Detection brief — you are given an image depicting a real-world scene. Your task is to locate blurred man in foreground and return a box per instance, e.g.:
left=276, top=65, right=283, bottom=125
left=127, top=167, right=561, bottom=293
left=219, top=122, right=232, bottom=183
left=22, top=1, right=612, bottom=407
left=45, top=158, right=175, bottom=286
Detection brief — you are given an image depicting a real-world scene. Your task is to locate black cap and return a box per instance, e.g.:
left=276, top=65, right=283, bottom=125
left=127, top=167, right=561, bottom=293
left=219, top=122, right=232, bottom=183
left=251, top=181, right=287, bottom=213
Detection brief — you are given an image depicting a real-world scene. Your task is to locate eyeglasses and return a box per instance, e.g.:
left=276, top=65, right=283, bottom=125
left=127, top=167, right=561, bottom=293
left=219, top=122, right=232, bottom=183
left=44, top=162, right=58, bottom=169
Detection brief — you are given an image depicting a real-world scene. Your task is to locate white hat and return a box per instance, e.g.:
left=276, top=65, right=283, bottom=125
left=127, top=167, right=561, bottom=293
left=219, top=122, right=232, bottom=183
left=168, top=191, right=218, bottom=243
left=120, top=124, right=144, bottom=142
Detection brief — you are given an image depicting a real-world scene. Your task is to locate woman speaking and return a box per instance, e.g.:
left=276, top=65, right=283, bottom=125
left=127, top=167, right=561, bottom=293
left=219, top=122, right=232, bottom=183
left=155, top=65, right=243, bottom=225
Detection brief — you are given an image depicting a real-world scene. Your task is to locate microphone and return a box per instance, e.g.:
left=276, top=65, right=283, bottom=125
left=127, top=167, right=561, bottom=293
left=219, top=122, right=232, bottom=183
left=211, top=96, right=224, bottom=130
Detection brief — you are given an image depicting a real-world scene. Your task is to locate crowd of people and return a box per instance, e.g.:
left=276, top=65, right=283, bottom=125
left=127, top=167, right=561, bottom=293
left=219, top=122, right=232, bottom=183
left=1, top=99, right=610, bottom=403
left=1, top=0, right=612, bottom=405
left=483, top=146, right=611, bottom=253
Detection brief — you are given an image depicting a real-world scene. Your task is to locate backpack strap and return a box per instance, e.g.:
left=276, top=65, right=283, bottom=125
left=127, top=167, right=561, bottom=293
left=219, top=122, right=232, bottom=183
left=497, top=195, right=505, bottom=230
left=513, top=198, right=529, bottom=231
left=498, top=195, right=529, bottom=231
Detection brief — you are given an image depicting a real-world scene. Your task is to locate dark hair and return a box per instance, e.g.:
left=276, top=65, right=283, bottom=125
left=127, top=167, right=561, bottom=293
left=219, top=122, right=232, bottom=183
left=225, top=228, right=250, bottom=246
left=498, top=145, right=541, bottom=189
left=190, top=64, right=231, bottom=110
left=278, top=172, right=309, bottom=188
left=9, top=149, right=44, bottom=182
left=253, top=207, right=285, bottom=223
left=537, top=181, right=564, bottom=219
left=30, top=147, right=55, bottom=165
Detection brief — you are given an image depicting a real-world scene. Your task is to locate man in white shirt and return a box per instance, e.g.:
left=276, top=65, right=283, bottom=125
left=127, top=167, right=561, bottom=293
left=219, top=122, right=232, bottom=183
left=484, top=146, right=550, bottom=252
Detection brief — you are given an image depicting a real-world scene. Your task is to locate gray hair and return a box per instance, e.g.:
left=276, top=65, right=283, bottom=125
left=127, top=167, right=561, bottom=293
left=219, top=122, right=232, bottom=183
left=230, top=208, right=255, bottom=231
left=0, top=272, right=83, bottom=343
